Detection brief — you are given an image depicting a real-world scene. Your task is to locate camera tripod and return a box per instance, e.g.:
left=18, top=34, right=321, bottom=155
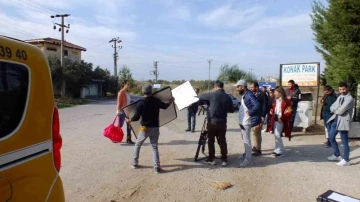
left=194, top=105, right=220, bottom=162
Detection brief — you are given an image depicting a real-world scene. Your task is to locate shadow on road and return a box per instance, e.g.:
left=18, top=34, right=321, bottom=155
left=162, top=144, right=360, bottom=173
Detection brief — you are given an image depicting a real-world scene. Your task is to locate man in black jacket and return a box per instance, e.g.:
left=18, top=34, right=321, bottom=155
left=186, top=88, right=200, bottom=132
left=250, top=82, right=269, bottom=156
left=198, top=80, right=235, bottom=166
left=285, top=80, right=301, bottom=131
left=126, top=84, right=175, bottom=174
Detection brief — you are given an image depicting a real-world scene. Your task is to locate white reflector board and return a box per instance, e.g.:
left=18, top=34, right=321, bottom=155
left=171, top=81, right=199, bottom=111
left=122, top=86, right=177, bottom=137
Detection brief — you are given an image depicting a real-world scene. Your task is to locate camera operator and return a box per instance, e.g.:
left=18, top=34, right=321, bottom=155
left=197, top=80, right=235, bottom=166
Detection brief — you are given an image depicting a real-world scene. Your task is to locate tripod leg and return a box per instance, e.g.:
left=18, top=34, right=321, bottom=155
left=195, top=132, right=207, bottom=161
left=194, top=117, right=208, bottom=162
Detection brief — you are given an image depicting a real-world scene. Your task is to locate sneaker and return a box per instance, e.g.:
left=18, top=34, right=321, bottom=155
left=327, top=154, right=342, bottom=161
left=203, top=159, right=216, bottom=165
left=272, top=151, right=277, bottom=155
left=185, top=129, right=191, bottom=132
left=131, top=164, right=138, bottom=169
left=154, top=167, right=162, bottom=174
left=274, top=153, right=285, bottom=157
left=261, top=129, right=267, bottom=132
left=239, top=158, right=253, bottom=167
left=336, top=159, right=350, bottom=166
left=222, top=161, right=228, bottom=166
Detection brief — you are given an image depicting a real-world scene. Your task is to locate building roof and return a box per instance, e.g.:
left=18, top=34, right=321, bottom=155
left=25, top=37, right=86, bottom=51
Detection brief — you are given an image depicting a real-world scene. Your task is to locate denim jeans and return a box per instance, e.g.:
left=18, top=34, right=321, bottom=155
left=240, top=124, right=252, bottom=161
left=322, top=114, right=332, bottom=144
left=119, top=113, right=132, bottom=136
left=187, top=109, right=196, bottom=130
left=328, top=118, right=350, bottom=162
left=274, top=122, right=285, bottom=154
left=132, top=127, right=160, bottom=168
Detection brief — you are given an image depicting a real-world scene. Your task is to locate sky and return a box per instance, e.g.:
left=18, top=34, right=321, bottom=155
left=0, top=0, right=328, bottom=81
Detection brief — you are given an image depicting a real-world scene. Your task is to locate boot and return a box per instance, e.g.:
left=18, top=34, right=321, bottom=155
left=126, top=135, right=134, bottom=144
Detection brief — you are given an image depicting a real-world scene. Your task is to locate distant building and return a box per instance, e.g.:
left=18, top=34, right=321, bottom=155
left=25, top=37, right=86, bottom=62
left=267, top=76, right=278, bottom=82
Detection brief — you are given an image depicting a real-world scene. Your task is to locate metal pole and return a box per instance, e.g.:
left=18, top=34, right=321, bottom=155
left=60, top=16, right=64, bottom=66
left=314, top=63, right=321, bottom=124
left=114, top=40, right=117, bottom=76
left=207, top=59, right=212, bottom=91
left=60, top=16, right=65, bottom=97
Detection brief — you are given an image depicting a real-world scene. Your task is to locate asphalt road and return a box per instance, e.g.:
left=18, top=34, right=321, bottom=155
left=58, top=99, right=360, bottom=202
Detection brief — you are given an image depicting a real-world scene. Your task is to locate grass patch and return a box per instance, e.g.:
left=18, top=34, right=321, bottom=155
left=55, top=98, right=90, bottom=109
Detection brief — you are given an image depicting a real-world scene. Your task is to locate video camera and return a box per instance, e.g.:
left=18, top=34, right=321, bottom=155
left=197, top=100, right=210, bottom=117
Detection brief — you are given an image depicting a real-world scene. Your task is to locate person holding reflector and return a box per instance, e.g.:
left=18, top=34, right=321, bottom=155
left=126, top=84, right=175, bottom=174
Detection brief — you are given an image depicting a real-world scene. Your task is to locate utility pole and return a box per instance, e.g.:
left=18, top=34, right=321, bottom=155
left=51, top=14, right=70, bottom=98
left=109, top=37, right=122, bottom=92
left=207, top=59, right=212, bottom=91
left=109, top=37, right=122, bottom=76
left=151, top=61, right=159, bottom=83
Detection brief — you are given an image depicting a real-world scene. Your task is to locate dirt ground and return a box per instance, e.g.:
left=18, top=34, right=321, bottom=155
left=59, top=100, right=360, bottom=202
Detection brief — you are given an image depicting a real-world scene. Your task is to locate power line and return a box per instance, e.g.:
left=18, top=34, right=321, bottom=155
left=11, top=0, right=53, bottom=16
left=0, top=23, right=39, bottom=39
left=26, top=0, right=61, bottom=14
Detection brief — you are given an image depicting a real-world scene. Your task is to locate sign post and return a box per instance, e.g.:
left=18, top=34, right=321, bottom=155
left=279, top=62, right=320, bottom=124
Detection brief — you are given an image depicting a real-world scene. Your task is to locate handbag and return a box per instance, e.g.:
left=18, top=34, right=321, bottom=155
left=103, top=115, right=124, bottom=143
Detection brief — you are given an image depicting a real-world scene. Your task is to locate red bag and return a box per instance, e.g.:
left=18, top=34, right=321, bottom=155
left=103, top=116, right=124, bottom=143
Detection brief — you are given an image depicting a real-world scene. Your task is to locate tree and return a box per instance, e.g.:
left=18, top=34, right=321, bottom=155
left=311, top=0, right=360, bottom=93
left=48, top=56, right=63, bottom=91
left=118, top=64, right=135, bottom=89
left=63, top=59, right=93, bottom=98
left=217, top=64, right=247, bottom=83
left=242, top=72, right=258, bottom=83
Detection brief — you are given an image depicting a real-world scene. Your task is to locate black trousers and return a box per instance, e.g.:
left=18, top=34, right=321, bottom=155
left=207, top=122, right=227, bottom=161
left=290, top=108, right=297, bottom=131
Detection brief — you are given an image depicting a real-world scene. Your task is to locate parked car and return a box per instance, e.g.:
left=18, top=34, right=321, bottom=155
left=0, top=36, right=65, bottom=201
left=227, top=93, right=241, bottom=109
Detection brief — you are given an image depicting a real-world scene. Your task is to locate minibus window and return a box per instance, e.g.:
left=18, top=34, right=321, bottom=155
left=0, top=62, right=29, bottom=138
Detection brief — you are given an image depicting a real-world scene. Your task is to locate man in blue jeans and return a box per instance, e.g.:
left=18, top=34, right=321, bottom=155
left=186, top=88, right=200, bottom=133
left=320, top=85, right=337, bottom=147
left=327, top=82, right=354, bottom=166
